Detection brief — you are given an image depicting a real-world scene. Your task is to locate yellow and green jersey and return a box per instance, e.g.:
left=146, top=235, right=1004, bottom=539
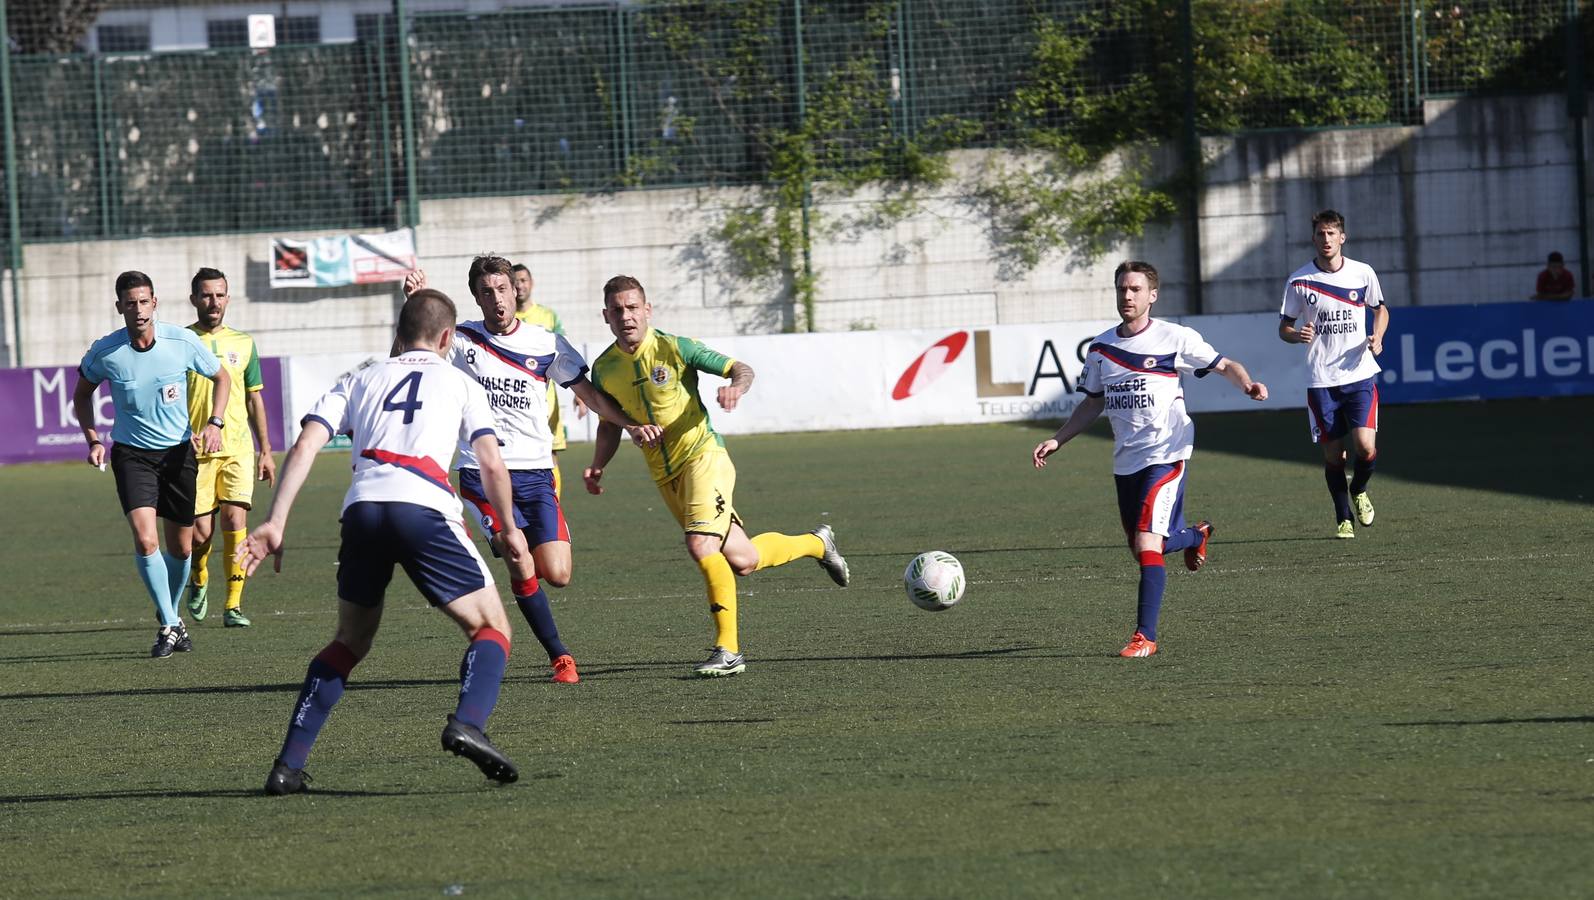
left=187, top=324, right=264, bottom=459
left=590, top=328, right=735, bottom=485
left=515, top=303, right=564, bottom=335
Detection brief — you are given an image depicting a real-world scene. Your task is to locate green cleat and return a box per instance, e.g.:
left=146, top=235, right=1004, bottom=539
left=1351, top=492, right=1375, bottom=527
left=185, top=583, right=208, bottom=621
left=224, top=608, right=251, bottom=628
left=1335, top=520, right=1355, bottom=540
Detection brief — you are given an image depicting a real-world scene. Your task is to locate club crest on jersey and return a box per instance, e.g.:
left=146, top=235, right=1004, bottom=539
left=226, top=350, right=240, bottom=366
left=1142, top=357, right=1157, bottom=369
left=1349, top=290, right=1360, bottom=302
left=651, top=365, right=671, bottom=386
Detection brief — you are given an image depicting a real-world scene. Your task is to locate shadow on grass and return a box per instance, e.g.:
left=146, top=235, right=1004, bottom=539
left=1385, top=715, right=1594, bottom=727
left=0, top=651, right=140, bottom=665
left=1169, top=398, right=1594, bottom=506
left=0, top=627, right=148, bottom=638
left=0, top=786, right=486, bottom=804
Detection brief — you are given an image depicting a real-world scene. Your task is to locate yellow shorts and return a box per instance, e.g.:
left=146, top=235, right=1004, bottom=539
left=548, top=382, right=567, bottom=452
left=659, top=450, right=741, bottom=538
left=195, top=453, right=254, bottom=515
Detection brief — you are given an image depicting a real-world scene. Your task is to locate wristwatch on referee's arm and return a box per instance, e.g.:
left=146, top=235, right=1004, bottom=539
left=207, top=416, right=225, bottom=429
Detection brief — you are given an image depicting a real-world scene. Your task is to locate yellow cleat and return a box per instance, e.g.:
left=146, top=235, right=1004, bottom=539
left=1351, top=492, right=1375, bottom=527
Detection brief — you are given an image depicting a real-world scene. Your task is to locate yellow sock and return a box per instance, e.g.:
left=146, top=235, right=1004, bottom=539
left=552, top=464, right=562, bottom=499
left=223, top=530, right=247, bottom=610
left=191, top=534, right=212, bottom=587
left=750, top=532, right=822, bottom=571
left=697, top=552, right=738, bottom=653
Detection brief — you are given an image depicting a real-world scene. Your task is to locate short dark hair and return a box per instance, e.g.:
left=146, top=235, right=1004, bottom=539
left=396, top=289, right=457, bottom=345
left=603, top=275, right=646, bottom=304
left=114, top=271, right=154, bottom=300
left=467, top=255, right=514, bottom=294
left=1113, top=260, right=1159, bottom=292
left=1548, top=251, right=1565, bottom=264
left=1312, top=209, right=1346, bottom=233
left=511, top=263, right=531, bottom=277
left=190, top=267, right=227, bottom=296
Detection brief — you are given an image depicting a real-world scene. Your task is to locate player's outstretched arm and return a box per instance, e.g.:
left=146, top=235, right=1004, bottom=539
left=569, top=378, right=662, bottom=445
left=584, top=421, right=623, bottom=495
left=1214, top=358, right=1268, bottom=401
left=247, top=390, right=277, bottom=486
left=471, top=433, right=530, bottom=565
left=72, top=374, right=106, bottom=468
left=237, top=420, right=331, bottom=574
left=717, top=361, right=755, bottom=411
left=1033, top=395, right=1106, bottom=468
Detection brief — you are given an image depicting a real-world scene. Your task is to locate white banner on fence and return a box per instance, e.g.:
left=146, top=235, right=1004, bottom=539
left=270, top=228, right=417, bottom=289
left=282, top=314, right=1312, bottom=450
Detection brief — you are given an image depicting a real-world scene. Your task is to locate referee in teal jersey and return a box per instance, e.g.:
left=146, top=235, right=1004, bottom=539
left=73, top=271, right=232, bottom=658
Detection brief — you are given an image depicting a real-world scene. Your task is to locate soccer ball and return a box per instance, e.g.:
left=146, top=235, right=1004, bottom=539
left=903, top=551, right=965, bottom=611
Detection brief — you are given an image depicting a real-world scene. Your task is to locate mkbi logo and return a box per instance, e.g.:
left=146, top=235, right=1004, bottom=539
left=893, top=329, right=1088, bottom=417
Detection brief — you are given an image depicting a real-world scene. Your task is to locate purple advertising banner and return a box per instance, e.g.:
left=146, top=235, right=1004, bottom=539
left=0, top=358, right=288, bottom=466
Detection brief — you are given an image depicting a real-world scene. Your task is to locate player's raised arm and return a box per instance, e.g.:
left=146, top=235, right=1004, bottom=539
left=717, top=361, right=754, bottom=411
left=1279, top=316, right=1315, bottom=344
left=1032, top=394, right=1106, bottom=468
left=568, top=377, right=662, bottom=445
left=237, top=418, right=332, bottom=575
left=584, top=420, right=623, bottom=495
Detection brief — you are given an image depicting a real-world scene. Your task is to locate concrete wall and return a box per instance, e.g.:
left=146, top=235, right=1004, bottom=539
left=5, top=92, right=1587, bottom=367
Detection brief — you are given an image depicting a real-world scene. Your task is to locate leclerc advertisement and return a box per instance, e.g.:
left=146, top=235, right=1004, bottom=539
left=1370, top=301, right=1594, bottom=403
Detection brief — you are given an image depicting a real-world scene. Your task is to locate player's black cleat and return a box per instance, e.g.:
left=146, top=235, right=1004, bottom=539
left=151, top=627, right=177, bottom=659
left=264, top=759, right=310, bottom=796
left=172, top=621, right=193, bottom=653
left=441, top=714, right=519, bottom=783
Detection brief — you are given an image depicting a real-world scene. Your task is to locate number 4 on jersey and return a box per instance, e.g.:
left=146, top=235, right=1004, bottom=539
left=383, top=371, right=424, bottom=423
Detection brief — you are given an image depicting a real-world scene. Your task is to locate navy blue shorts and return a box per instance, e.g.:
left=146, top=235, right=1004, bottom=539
left=1114, top=461, right=1188, bottom=539
left=1306, top=376, right=1379, bottom=443
left=337, top=501, right=491, bottom=607
left=457, top=468, right=570, bottom=549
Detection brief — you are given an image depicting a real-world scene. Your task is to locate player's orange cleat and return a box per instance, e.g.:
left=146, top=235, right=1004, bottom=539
left=1119, top=632, right=1158, bottom=658
left=551, top=654, right=579, bottom=684
left=1184, top=520, right=1214, bottom=572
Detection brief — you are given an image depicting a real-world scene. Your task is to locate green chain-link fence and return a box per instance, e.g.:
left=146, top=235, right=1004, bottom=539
left=0, top=0, right=1588, bottom=249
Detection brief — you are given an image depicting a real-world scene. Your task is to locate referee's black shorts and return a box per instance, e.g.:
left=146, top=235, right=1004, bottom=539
left=111, top=441, right=198, bottom=524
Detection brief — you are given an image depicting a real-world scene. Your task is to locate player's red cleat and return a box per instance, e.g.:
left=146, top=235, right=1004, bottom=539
left=1184, top=520, right=1214, bottom=572
left=551, top=654, right=579, bottom=684
left=1119, top=632, right=1158, bottom=658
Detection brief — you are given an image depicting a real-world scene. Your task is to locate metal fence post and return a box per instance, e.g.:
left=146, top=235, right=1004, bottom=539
left=395, top=0, right=421, bottom=227
left=794, top=0, right=815, bottom=331
left=1568, top=0, right=1589, bottom=293
left=0, top=0, right=23, bottom=365
left=1179, top=0, right=1203, bottom=315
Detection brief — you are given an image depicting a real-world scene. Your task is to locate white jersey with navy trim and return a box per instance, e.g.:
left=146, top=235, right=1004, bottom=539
left=1280, top=257, right=1385, bottom=388
left=1080, top=318, right=1223, bottom=476
left=303, top=350, right=496, bottom=518
left=448, top=319, right=589, bottom=471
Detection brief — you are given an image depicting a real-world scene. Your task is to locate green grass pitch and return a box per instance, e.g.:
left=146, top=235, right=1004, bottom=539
left=2, top=398, right=1591, bottom=898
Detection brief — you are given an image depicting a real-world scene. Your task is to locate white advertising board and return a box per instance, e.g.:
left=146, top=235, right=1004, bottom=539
left=282, top=312, right=1311, bottom=450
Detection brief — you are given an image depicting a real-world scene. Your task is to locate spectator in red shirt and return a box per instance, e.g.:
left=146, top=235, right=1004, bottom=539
left=1532, top=251, right=1575, bottom=301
